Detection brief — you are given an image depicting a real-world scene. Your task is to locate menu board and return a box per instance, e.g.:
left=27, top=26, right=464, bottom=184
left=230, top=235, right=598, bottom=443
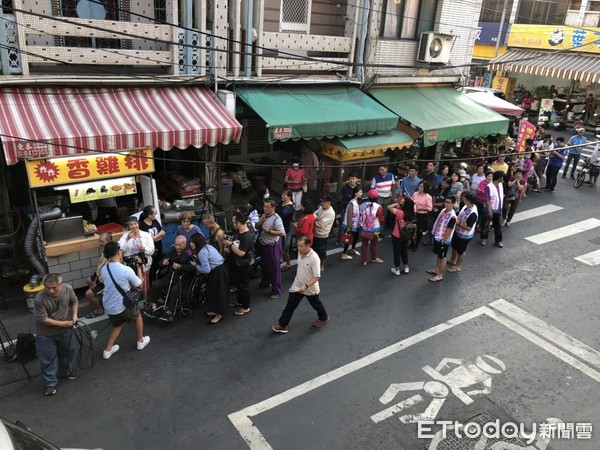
left=68, top=176, right=137, bottom=204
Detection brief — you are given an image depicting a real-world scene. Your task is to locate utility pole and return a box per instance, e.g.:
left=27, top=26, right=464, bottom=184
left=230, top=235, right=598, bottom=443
left=488, top=0, right=507, bottom=87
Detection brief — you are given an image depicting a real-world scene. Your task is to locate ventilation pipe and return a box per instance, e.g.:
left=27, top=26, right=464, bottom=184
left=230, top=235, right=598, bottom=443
left=24, top=207, right=62, bottom=276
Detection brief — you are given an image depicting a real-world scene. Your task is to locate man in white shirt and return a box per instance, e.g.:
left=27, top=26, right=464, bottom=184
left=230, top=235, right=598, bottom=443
left=313, top=195, right=336, bottom=271
left=272, top=236, right=330, bottom=333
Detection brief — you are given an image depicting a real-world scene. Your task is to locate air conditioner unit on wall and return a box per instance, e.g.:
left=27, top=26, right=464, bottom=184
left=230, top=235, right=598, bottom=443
left=416, top=32, right=453, bottom=64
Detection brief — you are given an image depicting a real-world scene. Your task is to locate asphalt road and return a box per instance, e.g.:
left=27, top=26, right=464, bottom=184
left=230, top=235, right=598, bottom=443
left=3, top=157, right=600, bottom=450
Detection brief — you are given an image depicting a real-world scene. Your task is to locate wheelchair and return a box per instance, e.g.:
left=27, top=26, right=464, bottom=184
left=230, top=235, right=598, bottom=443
left=149, top=268, right=199, bottom=320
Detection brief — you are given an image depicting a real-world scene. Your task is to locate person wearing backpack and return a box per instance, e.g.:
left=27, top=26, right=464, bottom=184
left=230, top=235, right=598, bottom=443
left=447, top=192, right=478, bottom=274
left=359, top=189, right=385, bottom=266
left=388, top=196, right=415, bottom=275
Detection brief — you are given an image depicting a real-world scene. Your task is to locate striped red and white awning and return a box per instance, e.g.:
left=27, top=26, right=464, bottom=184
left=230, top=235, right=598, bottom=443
left=489, top=49, right=600, bottom=84
left=0, top=86, right=242, bottom=165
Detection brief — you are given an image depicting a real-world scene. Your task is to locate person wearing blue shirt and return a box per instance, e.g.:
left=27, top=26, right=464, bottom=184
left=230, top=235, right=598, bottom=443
left=544, top=137, right=568, bottom=192
left=562, top=128, right=588, bottom=179
left=190, top=233, right=229, bottom=324
left=397, top=164, right=421, bottom=198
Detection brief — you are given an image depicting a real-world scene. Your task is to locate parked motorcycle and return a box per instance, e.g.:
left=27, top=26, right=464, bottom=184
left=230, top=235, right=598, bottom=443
left=537, top=110, right=550, bottom=128
left=552, top=110, right=566, bottom=131
left=572, top=111, right=585, bottom=132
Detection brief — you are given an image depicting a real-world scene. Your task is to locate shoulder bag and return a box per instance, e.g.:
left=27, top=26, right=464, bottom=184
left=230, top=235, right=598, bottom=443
left=106, top=263, right=143, bottom=308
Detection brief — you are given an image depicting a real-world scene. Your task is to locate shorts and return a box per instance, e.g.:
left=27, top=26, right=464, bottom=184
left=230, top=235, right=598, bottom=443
left=451, top=235, right=472, bottom=255
left=90, top=282, right=105, bottom=296
left=108, top=306, right=139, bottom=327
left=433, top=240, right=449, bottom=258
left=591, top=165, right=600, bottom=177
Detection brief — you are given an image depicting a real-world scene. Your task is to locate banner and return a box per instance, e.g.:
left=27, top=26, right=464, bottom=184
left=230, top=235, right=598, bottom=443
left=515, top=119, right=537, bottom=153
left=508, top=24, right=600, bottom=54
left=68, top=176, right=137, bottom=204
left=25, top=148, right=154, bottom=188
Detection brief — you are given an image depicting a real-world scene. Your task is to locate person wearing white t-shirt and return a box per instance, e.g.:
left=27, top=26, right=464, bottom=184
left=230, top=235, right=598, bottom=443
left=271, top=236, right=330, bottom=333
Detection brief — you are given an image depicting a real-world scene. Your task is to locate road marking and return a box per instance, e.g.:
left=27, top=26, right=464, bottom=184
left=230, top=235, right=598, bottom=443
left=574, top=249, right=600, bottom=266
left=524, top=218, right=600, bottom=245
left=79, top=314, right=108, bottom=325
left=489, top=299, right=600, bottom=370
left=509, top=204, right=563, bottom=224
left=228, top=306, right=490, bottom=450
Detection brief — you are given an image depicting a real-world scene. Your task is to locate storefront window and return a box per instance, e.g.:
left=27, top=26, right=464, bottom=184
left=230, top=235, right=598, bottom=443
left=480, top=0, right=514, bottom=22
left=516, top=0, right=569, bottom=25
left=380, top=0, right=438, bottom=40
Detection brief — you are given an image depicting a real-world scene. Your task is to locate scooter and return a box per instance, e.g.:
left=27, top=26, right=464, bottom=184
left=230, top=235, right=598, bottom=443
left=552, top=110, right=566, bottom=131
left=537, top=110, right=550, bottom=128
left=572, top=111, right=585, bottom=132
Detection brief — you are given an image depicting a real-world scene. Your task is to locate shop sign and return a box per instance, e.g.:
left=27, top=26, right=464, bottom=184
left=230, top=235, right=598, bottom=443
left=508, top=24, right=600, bottom=54
left=321, top=143, right=386, bottom=162
left=515, top=119, right=537, bottom=153
left=426, top=130, right=439, bottom=142
left=491, top=76, right=516, bottom=101
left=272, top=126, right=293, bottom=140
left=68, top=176, right=137, bottom=204
left=25, top=148, right=154, bottom=188
left=475, top=22, right=508, bottom=45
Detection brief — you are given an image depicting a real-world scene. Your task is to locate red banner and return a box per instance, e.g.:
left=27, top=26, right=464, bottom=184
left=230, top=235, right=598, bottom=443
left=515, top=119, right=537, bottom=153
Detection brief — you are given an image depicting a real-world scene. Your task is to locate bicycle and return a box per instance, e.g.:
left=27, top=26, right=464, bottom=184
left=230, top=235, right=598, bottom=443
left=574, top=156, right=592, bottom=189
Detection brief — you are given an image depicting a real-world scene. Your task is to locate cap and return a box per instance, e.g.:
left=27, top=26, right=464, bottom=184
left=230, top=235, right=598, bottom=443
left=576, top=127, right=585, bottom=133
left=321, top=194, right=333, bottom=203
left=368, top=189, right=378, bottom=199
left=458, top=169, right=468, bottom=177
left=459, top=162, right=468, bottom=169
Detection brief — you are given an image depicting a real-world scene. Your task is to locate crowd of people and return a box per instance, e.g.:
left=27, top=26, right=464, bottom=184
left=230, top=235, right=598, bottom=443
left=33, top=131, right=598, bottom=396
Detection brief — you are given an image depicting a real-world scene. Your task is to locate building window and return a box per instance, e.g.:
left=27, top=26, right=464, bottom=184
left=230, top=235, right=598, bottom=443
left=480, top=0, right=514, bottom=22
left=516, top=0, right=569, bottom=25
left=280, top=0, right=312, bottom=33
left=154, top=0, right=167, bottom=23
left=380, top=0, right=438, bottom=40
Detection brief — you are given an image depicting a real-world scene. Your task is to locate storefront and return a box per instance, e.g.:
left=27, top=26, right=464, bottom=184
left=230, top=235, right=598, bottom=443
left=0, top=86, right=242, bottom=286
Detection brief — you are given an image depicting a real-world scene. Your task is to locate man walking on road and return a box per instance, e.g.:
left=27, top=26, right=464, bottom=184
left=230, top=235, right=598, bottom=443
left=272, top=236, right=330, bottom=333
left=544, top=137, right=568, bottom=192
left=34, top=273, right=79, bottom=396
left=562, top=128, right=587, bottom=179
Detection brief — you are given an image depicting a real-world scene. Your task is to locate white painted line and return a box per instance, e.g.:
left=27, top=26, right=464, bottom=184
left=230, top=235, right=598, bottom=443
left=574, top=249, right=600, bottom=266
left=489, top=299, right=600, bottom=370
left=483, top=308, right=600, bottom=384
left=524, top=218, right=600, bottom=245
left=79, top=314, right=108, bottom=326
left=509, top=204, right=563, bottom=224
left=228, top=306, right=490, bottom=449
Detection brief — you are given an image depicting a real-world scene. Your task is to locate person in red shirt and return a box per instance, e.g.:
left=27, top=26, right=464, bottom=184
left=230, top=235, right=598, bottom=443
left=294, top=200, right=315, bottom=244
left=284, top=157, right=306, bottom=216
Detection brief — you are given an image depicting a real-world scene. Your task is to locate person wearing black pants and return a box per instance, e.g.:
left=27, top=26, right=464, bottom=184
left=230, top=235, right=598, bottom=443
left=387, top=197, right=415, bottom=275
left=544, top=137, right=568, bottom=192
left=480, top=171, right=504, bottom=248
left=224, top=212, right=254, bottom=314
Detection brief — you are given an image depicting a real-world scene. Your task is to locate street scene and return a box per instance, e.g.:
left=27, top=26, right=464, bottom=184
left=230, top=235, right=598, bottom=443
left=1, top=0, right=600, bottom=449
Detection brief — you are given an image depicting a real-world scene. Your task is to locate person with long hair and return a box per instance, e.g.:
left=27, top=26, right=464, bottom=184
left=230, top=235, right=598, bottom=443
left=411, top=181, right=433, bottom=250
left=341, top=185, right=362, bottom=260
left=294, top=200, right=315, bottom=244
left=388, top=196, right=415, bottom=275
left=276, top=190, right=295, bottom=272
left=190, top=233, right=229, bottom=324
left=138, top=205, right=166, bottom=280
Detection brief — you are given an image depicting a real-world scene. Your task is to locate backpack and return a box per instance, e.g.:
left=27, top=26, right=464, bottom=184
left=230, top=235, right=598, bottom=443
left=15, top=333, right=36, bottom=362
left=400, top=220, right=417, bottom=242
left=360, top=202, right=377, bottom=230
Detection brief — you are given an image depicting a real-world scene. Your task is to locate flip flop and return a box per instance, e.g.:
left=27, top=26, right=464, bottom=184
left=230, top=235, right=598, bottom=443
left=205, top=311, right=217, bottom=317
left=446, top=260, right=456, bottom=266
left=228, top=302, right=243, bottom=308
left=234, top=308, right=251, bottom=316
left=447, top=267, right=461, bottom=273
left=426, top=269, right=438, bottom=275
left=85, top=311, right=103, bottom=319
left=208, top=316, right=223, bottom=325
left=429, top=276, right=443, bottom=282
left=281, top=266, right=292, bottom=272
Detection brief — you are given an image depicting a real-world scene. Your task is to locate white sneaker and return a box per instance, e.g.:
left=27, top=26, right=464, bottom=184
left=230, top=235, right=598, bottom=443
left=137, top=336, right=150, bottom=350
left=350, top=249, right=361, bottom=256
left=341, top=253, right=353, bottom=260
left=390, top=267, right=401, bottom=276
left=103, top=345, right=120, bottom=360
left=403, top=265, right=410, bottom=274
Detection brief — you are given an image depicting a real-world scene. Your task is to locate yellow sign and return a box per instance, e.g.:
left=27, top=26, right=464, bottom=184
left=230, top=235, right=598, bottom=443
left=491, top=76, right=516, bottom=101
left=321, top=143, right=389, bottom=162
left=25, top=149, right=154, bottom=188
left=508, top=24, right=600, bottom=53
left=69, top=176, right=137, bottom=204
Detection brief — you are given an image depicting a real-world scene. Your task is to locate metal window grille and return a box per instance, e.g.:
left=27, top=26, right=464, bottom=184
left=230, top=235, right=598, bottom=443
left=3, top=15, right=21, bottom=73
left=280, top=0, right=311, bottom=33
left=154, top=0, right=166, bottom=23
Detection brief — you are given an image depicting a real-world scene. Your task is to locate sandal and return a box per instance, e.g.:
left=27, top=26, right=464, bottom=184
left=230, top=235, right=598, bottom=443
left=234, top=308, right=251, bottom=316
left=85, top=311, right=104, bottom=319
left=429, top=276, right=443, bottom=282
left=228, top=302, right=243, bottom=308
left=447, top=267, right=461, bottom=273
left=426, top=269, right=438, bottom=275
left=205, top=311, right=217, bottom=317
left=208, top=316, right=223, bottom=325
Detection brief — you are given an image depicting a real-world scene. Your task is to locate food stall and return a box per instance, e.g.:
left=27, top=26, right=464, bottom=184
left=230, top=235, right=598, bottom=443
left=319, top=129, right=416, bottom=198
left=24, top=148, right=156, bottom=289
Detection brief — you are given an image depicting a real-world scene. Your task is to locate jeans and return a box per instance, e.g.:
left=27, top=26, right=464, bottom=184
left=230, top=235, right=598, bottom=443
left=278, top=291, right=328, bottom=327
left=392, top=236, right=409, bottom=267
left=562, top=153, right=580, bottom=178
left=36, top=329, right=74, bottom=388
left=545, top=164, right=561, bottom=190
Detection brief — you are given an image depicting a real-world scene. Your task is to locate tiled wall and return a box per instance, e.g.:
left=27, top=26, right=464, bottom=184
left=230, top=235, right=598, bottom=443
left=46, top=248, right=101, bottom=290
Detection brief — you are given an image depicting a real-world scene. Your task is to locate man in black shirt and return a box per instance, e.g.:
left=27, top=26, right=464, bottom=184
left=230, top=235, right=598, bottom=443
left=224, top=212, right=254, bottom=312
left=419, top=162, right=438, bottom=192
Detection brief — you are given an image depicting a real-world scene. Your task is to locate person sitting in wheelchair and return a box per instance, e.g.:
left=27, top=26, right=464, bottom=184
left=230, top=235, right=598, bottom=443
left=143, top=236, right=196, bottom=322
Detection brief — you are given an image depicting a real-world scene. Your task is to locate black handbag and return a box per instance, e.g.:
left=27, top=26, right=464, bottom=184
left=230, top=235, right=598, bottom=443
left=106, top=263, right=143, bottom=308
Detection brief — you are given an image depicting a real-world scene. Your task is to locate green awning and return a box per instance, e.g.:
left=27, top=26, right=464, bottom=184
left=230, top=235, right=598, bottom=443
left=369, top=87, right=510, bottom=147
left=236, top=85, right=399, bottom=143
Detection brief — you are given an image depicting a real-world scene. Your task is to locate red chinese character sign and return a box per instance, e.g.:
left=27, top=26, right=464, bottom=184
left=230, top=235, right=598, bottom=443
left=25, top=148, right=154, bottom=188
left=515, top=119, right=537, bottom=153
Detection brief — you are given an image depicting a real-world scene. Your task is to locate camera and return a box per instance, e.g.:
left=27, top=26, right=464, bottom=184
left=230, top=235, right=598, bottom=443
left=124, top=252, right=148, bottom=267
